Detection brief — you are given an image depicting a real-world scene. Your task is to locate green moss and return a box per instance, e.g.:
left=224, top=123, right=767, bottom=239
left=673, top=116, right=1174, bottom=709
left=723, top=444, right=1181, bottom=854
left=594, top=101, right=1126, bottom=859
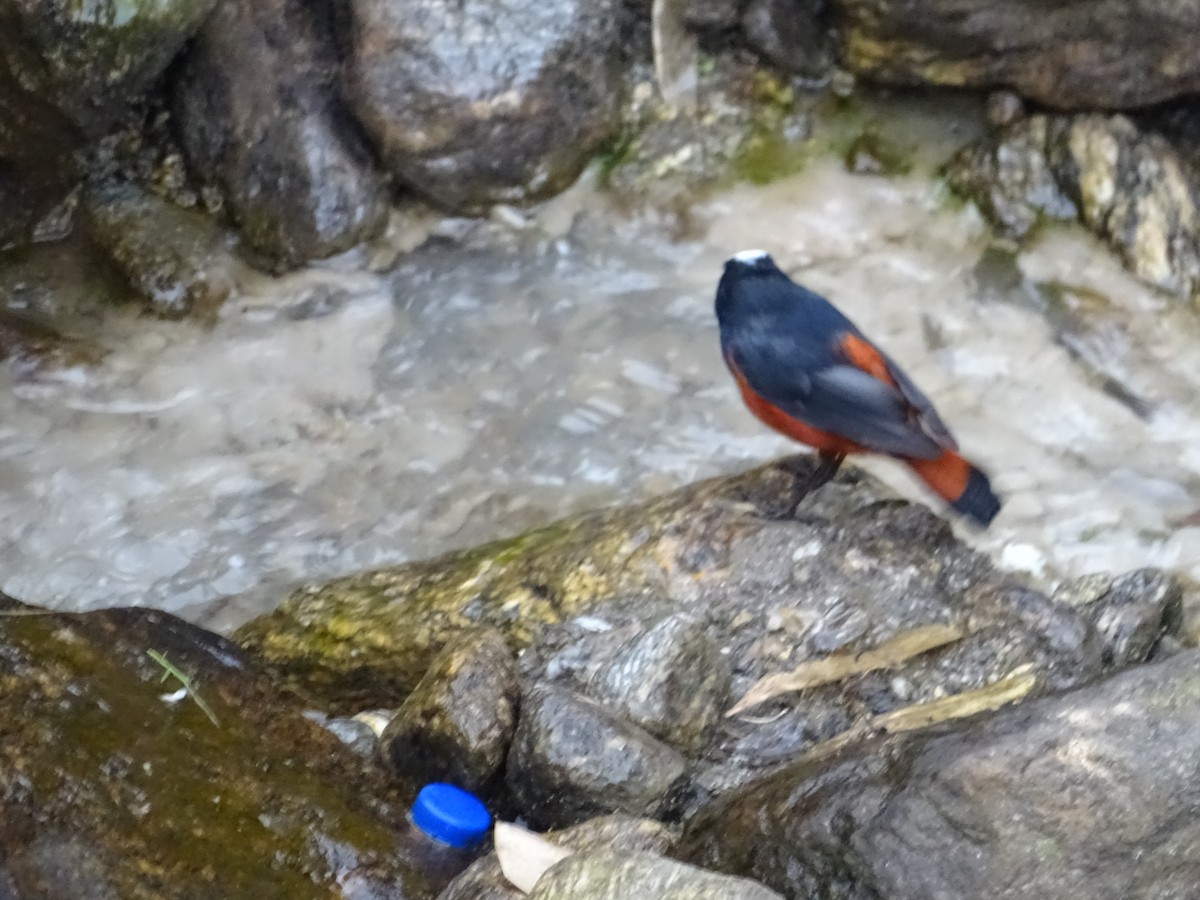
left=596, top=128, right=638, bottom=188
left=733, top=124, right=814, bottom=185
left=843, top=130, right=914, bottom=176
left=0, top=612, right=407, bottom=898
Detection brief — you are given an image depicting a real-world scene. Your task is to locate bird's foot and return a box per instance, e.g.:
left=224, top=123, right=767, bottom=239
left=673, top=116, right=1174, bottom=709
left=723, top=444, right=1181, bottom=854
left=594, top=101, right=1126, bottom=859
left=775, top=453, right=844, bottom=520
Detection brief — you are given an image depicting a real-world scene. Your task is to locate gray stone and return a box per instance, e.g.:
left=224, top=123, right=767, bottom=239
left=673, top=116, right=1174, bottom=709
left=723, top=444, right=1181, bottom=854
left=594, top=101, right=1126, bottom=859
left=343, top=0, right=623, bottom=212
left=173, top=0, right=388, bottom=270
left=379, top=628, right=520, bottom=790
left=684, top=648, right=1200, bottom=899
left=82, top=180, right=238, bottom=319
left=0, top=0, right=218, bottom=136
left=587, top=613, right=730, bottom=754
left=834, top=0, right=1200, bottom=109
left=683, top=0, right=743, bottom=31
left=1054, top=568, right=1183, bottom=670
left=948, top=113, right=1200, bottom=300
left=0, top=51, right=79, bottom=248
left=506, top=684, right=688, bottom=828
left=742, top=0, right=828, bottom=79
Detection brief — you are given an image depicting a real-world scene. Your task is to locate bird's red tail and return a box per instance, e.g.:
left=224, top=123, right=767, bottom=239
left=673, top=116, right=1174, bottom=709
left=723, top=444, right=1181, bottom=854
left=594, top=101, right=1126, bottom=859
left=906, top=450, right=1001, bottom=528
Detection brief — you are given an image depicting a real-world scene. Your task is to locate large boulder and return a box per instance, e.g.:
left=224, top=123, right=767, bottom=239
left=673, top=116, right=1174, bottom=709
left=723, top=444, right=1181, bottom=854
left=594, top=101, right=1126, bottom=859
left=235, top=457, right=1181, bottom=822
left=833, top=0, right=1200, bottom=109
left=173, top=0, right=388, bottom=270
left=343, top=0, right=624, bottom=212
left=0, top=0, right=218, bottom=136
left=683, top=647, right=1200, bottom=899
left=0, top=598, right=438, bottom=899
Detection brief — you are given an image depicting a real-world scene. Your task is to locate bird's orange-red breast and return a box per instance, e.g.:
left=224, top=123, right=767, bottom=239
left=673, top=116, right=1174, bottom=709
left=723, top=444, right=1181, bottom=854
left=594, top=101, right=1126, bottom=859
left=715, top=249, right=1001, bottom=527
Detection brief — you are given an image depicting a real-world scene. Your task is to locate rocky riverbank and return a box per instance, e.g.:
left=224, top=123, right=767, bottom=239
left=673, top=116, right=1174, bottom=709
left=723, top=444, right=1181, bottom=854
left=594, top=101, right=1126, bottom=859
left=1, top=460, right=1193, bottom=896
left=3, top=1, right=1200, bottom=897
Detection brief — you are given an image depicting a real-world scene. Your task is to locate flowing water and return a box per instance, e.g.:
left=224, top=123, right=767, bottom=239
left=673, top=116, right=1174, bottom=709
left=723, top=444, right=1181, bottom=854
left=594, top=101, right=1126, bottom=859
left=2, top=104, right=1199, bottom=632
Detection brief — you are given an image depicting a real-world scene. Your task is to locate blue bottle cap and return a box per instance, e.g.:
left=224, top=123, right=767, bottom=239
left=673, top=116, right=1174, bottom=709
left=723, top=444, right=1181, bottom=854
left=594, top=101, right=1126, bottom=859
left=410, top=783, right=492, bottom=848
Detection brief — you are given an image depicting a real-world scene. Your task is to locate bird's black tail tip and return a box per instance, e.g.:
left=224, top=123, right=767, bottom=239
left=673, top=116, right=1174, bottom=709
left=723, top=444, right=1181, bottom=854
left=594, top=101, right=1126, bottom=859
left=951, top=466, right=1002, bottom=528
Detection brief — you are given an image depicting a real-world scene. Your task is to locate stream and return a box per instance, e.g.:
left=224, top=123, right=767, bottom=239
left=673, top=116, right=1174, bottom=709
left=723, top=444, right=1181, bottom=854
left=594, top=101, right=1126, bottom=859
left=2, top=100, right=1199, bottom=633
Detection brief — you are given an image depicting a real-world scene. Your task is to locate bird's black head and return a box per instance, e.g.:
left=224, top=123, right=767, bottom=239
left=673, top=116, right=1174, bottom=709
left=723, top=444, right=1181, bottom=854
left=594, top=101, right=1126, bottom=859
left=715, top=249, right=791, bottom=326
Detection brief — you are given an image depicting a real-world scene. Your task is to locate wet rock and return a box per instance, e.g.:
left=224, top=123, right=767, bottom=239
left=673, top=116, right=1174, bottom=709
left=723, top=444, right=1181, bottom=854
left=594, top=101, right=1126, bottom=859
left=985, top=91, right=1025, bottom=128
left=81, top=181, right=239, bottom=320
left=318, top=713, right=382, bottom=758
left=380, top=628, right=520, bottom=791
left=442, top=814, right=676, bottom=900
left=602, top=55, right=814, bottom=206
left=945, top=115, right=1076, bottom=238
left=683, top=647, right=1200, bottom=900
left=236, top=457, right=1109, bottom=792
left=1054, top=568, right=1183, bottom=670
left=529, top=850, right=782, bottom=900
left=947, top=113, right=1200, bottom=300
left=0, top=0, right=218, bottom=136
left=520, top=602, right=682, bottom=693
left=0, top=54, right=80, bottom=249
left=586, top=613, right=731, bottom=754
left=173, top=0, right=388, bottom=270
left=835, top=0, right=1200, bottom=109
left=0, top=305, right=105, bottom=376
left=343, top=0, right=623, bottom=212
left=843, top=130, right=909, bottom=176
left=682, top=0, right=743, bottom=31
left=741, top=0, right=829, bottom=80
left=506, top=684, right=688, bottom=828
left=0, top=597, right=436, bottom=899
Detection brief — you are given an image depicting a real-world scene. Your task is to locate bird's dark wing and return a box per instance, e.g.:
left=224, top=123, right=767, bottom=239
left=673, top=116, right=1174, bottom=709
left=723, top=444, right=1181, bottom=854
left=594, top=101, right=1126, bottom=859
left=728, top=336, right=947, bottom=459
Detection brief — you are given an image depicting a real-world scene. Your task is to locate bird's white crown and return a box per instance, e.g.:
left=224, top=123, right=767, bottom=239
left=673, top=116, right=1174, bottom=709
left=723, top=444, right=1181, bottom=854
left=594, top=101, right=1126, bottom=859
left=729, top=248, right=771, bottom=263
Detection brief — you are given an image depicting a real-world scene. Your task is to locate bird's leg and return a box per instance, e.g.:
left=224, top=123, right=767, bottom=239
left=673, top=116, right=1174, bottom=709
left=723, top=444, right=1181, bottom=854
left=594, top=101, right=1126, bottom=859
left=785, top=452, right=844, bottom=517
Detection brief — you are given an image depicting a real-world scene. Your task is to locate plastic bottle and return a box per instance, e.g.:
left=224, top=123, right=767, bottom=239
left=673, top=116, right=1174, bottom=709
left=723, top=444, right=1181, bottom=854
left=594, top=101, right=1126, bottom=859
left=401, top=782, right=492, bottom=895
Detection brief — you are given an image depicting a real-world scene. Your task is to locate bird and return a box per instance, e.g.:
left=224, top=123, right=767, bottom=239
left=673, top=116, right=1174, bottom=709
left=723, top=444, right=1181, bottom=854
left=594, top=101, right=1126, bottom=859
left=715, top=249, right=1001, bottom=527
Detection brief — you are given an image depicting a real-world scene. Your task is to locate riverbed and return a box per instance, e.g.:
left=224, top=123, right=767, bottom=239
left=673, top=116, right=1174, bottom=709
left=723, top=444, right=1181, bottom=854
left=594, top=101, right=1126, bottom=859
left=2, top=105, right=1198, bottom=632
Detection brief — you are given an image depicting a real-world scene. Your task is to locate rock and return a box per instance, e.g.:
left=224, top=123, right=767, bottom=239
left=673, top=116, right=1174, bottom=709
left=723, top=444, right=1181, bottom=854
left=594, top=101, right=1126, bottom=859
left=0, top=597, right=439, bottom=899
left=586, top=613, right=731, bottom=754
left=741, top=0, right=829, bottom=79
left=683, top=647, right=1200, bottom=900
left=601, top=54, right=814, bottom=204
left=441, top=814, right=676, bottom=900
left=506, top=684, right=688, bottom=828
left=945, top=115, right=1076, bottom=238
left=683, top=0, right=743, bottom=31
left=81, top=181, right=239, bottom=319
left=236, top=456, right=1113, bottom=798
left=0, top=53, right=80, bottom=249
left=520, top=601, right=682, bottom=698
left=173, top=0, right=388, bottom=270
left=529, top=850, right=783, bottom=900
left=834, top=0, right=1200, bottom=109
left=1053, top=568, right=1183, bottom=670
left=985, top=91, right=1025, bottom=128
left=379, top=628, right=520, bottom=791
left=317, top=713, right=382, bottom=758
left=0, top=0, right=218, bottom=136
left=343, top=0, right=623, bottom=212
left=947, top=113, right=1200, bottom=300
